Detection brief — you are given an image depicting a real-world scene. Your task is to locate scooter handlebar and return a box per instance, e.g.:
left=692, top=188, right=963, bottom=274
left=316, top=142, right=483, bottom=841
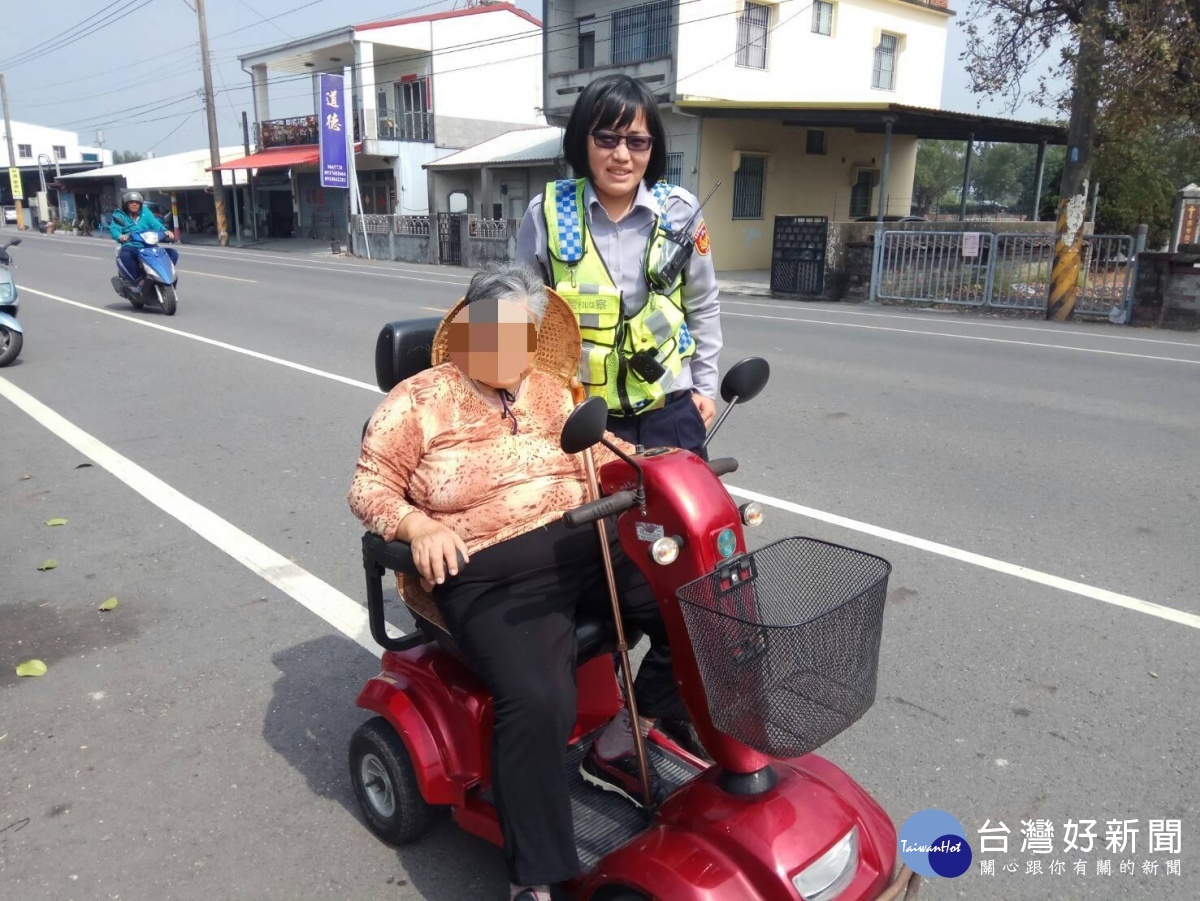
left=562, top=491, right=638, bottom=528
left=708, top=457, right=739, bottom=477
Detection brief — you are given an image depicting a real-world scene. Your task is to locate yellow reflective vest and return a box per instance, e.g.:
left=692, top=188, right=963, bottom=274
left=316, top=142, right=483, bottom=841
left=542, top=178, right=695, bottom=415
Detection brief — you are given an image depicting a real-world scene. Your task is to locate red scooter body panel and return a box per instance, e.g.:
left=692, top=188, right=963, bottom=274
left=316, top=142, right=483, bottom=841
left=581, top=759, right=898, bottom=900
left=599, top=448, right=775, bottom=775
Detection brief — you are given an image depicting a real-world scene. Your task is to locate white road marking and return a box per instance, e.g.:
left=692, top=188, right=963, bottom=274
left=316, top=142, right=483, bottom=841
left=26, top=284, right=1200, bottom=632
left=722, top=299, right=1200, bottom=350
left=178, top=270, right=257, bottom=283
left=0, top=377, right=393, bottom=656
left=23, top=287, right=378, bottom=392
left=727, top=486, right=1200, bottom=632
left=64, top=253, right=105, bottom=261
left=722, top=310, right=1200, bottom=366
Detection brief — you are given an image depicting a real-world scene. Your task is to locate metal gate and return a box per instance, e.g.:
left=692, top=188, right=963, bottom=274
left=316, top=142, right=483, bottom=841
left=875, top=231, right=1135, bottom=317
left=437, top=212, right=463, bottom=265
left=770, top=216, right=827, bottom=296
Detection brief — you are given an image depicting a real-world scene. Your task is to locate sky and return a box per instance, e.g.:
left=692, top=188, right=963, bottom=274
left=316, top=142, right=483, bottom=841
left=1, top=0, right=1057, bottom=159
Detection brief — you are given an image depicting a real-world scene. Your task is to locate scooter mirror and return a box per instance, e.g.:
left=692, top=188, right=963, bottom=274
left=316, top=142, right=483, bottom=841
left=561, top=395, right=609, bottom=455
left=8, top=238, right=21, bottom=247
left=720, top=357, right=770, bottom=404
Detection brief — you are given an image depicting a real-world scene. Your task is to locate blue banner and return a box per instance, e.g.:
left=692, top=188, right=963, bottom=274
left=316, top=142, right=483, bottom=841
left=318, top=73, right=348, bottom=189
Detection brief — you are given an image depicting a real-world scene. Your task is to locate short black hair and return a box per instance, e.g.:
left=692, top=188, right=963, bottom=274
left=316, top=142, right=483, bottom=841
left=562, top=75, right=667, bottom=188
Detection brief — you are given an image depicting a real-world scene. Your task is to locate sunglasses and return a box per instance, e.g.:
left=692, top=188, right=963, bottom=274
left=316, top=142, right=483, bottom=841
left=591, top=130, right=654, bottom=153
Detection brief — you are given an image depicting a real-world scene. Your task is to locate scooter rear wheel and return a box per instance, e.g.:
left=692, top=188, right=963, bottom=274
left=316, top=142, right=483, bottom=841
left=0, top=326, right=21, bottom=366
left=349, top=717, right=432, bottom=845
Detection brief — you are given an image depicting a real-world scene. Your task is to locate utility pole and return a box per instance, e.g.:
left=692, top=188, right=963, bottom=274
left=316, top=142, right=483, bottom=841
left=1047, top=0, right=1107, bottom=322
left=195, top=0, right=229, bottom=246
left=1, top=74, right=26, bottom=231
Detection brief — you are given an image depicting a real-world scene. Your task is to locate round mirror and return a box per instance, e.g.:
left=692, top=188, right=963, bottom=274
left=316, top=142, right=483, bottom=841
left=561, top=396, right=608, bottom=455
left=720, top=357, right=770, bottom=404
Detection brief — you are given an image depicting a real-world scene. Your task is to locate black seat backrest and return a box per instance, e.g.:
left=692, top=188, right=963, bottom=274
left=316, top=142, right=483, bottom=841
left=374, top=317, right=442, bottom=393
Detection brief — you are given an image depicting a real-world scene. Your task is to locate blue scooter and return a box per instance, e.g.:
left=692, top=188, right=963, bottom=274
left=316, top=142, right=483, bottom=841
left=110, top=230, right=179, bottom=315
left=0, top=237, right=22, bottom=366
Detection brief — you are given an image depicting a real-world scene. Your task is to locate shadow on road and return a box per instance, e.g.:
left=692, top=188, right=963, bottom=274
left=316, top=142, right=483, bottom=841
left=265, top=634, right=507, bottom=900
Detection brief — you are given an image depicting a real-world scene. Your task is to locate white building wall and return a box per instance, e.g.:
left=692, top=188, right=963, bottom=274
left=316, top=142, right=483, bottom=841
left=428, top=15, right=544, bottom=124
left=675, top=0, right=946, bottom=107
left=0, top=121, right=113, bottom=168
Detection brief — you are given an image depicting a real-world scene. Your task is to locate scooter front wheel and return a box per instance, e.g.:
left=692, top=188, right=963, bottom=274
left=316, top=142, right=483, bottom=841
left=0, top=326, right=21, bottom=366
left=157, top=284, right=177, bottom=316
left=349, top=717, right=433, bottom=845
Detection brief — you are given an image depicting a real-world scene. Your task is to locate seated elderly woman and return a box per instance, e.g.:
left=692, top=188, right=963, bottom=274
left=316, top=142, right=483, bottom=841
left=348, top=262, right=691, bottom=901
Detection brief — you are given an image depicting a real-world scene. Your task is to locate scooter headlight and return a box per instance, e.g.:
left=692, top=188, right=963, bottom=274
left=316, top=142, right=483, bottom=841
left=0, top=283, right=12, bottom=301
left=649, top=536, right=680, bottom=566
left=739, top=502, right=764, bottom=527
left=792, top=827, right=858, bottom=901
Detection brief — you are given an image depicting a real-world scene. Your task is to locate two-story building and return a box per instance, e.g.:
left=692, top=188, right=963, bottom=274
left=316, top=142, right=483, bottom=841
left=1, top=121, right=112, bottom=223
left=541, top=0, right=956, bottom=269
left=224, top=2, right=545, bottom=238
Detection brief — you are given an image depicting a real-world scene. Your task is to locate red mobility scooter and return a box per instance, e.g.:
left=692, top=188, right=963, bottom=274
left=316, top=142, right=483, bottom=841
left=350, top=318, right=919, bottom=900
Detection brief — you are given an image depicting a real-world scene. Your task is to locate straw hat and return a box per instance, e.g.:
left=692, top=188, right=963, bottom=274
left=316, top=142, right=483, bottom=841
left=430, top=286, right=582, bottom=387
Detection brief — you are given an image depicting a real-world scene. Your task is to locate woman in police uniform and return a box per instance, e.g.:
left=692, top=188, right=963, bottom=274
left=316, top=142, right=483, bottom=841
left=516, top=74, right=722, bottom=456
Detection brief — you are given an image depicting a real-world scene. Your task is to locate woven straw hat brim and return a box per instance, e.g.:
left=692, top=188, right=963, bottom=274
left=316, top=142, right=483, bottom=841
left=431, top=288, right=582, bottom=387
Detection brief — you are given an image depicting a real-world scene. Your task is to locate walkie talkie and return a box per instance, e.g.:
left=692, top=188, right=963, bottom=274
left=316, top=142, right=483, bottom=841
left=647, top=181, right=722, bottom=292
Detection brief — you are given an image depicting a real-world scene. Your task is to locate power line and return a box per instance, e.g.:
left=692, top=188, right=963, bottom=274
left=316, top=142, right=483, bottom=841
left=143, top=108, right=199, bottom=154
left=0, top=1, right=152, bottom=73
left=0, top=0, right=130, bottom=69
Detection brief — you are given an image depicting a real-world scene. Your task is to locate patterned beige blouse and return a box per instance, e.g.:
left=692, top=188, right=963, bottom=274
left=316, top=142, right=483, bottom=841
left=348, top=363, right=625, bottom=555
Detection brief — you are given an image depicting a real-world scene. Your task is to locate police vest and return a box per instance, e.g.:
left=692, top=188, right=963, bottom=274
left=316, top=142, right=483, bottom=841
left=543, top=178, right=695, bottom=416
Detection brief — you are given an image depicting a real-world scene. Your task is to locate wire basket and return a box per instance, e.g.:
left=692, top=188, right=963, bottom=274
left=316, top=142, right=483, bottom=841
left=675, top=537, right=891, bottom=758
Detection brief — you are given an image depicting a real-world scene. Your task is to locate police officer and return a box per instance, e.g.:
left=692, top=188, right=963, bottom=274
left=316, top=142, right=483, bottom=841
left=516, top=74, right=721, bottom=456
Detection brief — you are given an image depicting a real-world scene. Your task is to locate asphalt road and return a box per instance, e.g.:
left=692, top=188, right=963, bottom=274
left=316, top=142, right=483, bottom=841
left=2, top=230, right=1198, bottom=901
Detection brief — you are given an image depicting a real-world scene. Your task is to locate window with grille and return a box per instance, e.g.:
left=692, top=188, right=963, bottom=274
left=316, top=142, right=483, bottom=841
left=53, top=145, right=66, bottom=160
left=806, top=130, right=826, bottom=155
left=578, top=17, right=596, bottom=68
left=872, top=33, right=898, bottom=90
left=396, top=77, right=433, bottom=142
left=849, top=170, right=873, bottom=218
left=17, top=144, right=31, bottom=158
left=812, top=1, right=833, bottom=36
left=665, top=152, right=683, bottom=186
left=736, top=3, right=770, bottom=70
left=732, top=155, right=766, bottom=220
left=612, top=1, right=670, bottom=64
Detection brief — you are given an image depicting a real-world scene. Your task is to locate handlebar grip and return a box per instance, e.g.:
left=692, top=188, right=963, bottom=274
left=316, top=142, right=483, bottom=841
left=362, top=532, right=419, bottom=575
left=708, top=457, right=739, bottom=477
left=562, top=490, right=638, bottom=528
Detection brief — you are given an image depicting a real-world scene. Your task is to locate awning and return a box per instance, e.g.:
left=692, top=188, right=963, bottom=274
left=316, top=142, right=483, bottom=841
left=209, top=146, right=319, bottom=171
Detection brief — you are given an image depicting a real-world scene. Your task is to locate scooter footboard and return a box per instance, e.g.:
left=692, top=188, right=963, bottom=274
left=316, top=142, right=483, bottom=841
left=0, top=311, right=21, bottom=334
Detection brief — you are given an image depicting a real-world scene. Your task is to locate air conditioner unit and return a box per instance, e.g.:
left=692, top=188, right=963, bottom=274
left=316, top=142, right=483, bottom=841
left=849, top=166, right=879, bottom=188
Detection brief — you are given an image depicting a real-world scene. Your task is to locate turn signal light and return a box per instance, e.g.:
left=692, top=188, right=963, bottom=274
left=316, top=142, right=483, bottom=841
left=740, top=502, right=764, bottom=527
left=650, top=536, right=680, bottom=565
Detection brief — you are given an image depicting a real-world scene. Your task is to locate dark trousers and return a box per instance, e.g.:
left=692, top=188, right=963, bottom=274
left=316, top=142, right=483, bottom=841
left=607, top=390, right=708, bottom=458
left=433, top=519, right=685, bottom=885
left=117, top=245, right=177, bottom=282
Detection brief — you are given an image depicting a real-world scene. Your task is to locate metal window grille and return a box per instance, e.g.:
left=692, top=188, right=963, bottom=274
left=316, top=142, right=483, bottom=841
left=812, top=1, right=833, bottom=36
left=396, top=78, right=433, bottom=143
left=17, top=144, right=31, bottom=158
left=52, top=145, right=66, bottom=160
left=736, top=3, right=770, bottom=70
left=806, top=130, right=826, bottom=155
left=733, top=155, right=766, bottom=220
left=872, top=34, right=897, bottom=90
left=612, top=0, right=670, bottom=64
left=665, top=152, right=683, bottom=186
left=578, top=16, right=596, bottom=68
left=849, top=170, right=873, bottom=218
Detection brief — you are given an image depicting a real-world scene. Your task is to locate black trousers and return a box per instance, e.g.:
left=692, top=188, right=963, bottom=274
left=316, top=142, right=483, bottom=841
left=433, top=519, right=687, bottom=885
left=607, top=389, right=708, bottom=458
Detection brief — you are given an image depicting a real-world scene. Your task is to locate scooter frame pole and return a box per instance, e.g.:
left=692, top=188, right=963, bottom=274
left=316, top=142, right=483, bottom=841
left=580, top=446, right=655, bottom=810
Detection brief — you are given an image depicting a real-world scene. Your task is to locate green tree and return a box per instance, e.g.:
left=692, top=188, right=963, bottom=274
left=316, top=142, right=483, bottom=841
left=1093, top=121, right=1200, bottom=244
left=112, top=150, right=144, bottom=164
left=913, top=140, right=964, bottom=215
left=972, top=142, right=1038, bottom=208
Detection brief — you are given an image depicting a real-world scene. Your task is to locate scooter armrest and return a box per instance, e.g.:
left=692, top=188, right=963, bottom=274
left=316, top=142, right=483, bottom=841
left=362, top=532, right=419, bottom=575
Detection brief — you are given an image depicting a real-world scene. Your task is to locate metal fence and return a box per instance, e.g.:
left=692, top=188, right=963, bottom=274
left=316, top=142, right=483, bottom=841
left=874, top=231, right=1135, bottom=317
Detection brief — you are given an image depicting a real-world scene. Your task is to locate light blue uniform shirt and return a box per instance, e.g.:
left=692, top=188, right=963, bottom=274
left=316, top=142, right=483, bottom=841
left=515, top=180, right=723, bottom=400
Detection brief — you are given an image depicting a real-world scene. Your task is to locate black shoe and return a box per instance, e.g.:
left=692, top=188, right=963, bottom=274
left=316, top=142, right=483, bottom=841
left=657, top=716, right=713, bottom=763
left=110, top=276, right=125, bottom=296
left=580, top=745, right=667, bottom=807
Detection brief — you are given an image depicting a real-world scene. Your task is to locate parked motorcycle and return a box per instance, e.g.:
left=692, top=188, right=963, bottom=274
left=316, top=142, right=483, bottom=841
left=0, top=237, right=23, bottom=367
left=110, top=231, right=179, bottom=315
left=348, top=318, right=919, bottom=900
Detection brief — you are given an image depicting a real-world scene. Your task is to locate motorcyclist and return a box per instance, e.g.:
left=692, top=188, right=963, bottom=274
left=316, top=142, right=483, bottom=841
left=109, top=191, right=176, bottom=288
